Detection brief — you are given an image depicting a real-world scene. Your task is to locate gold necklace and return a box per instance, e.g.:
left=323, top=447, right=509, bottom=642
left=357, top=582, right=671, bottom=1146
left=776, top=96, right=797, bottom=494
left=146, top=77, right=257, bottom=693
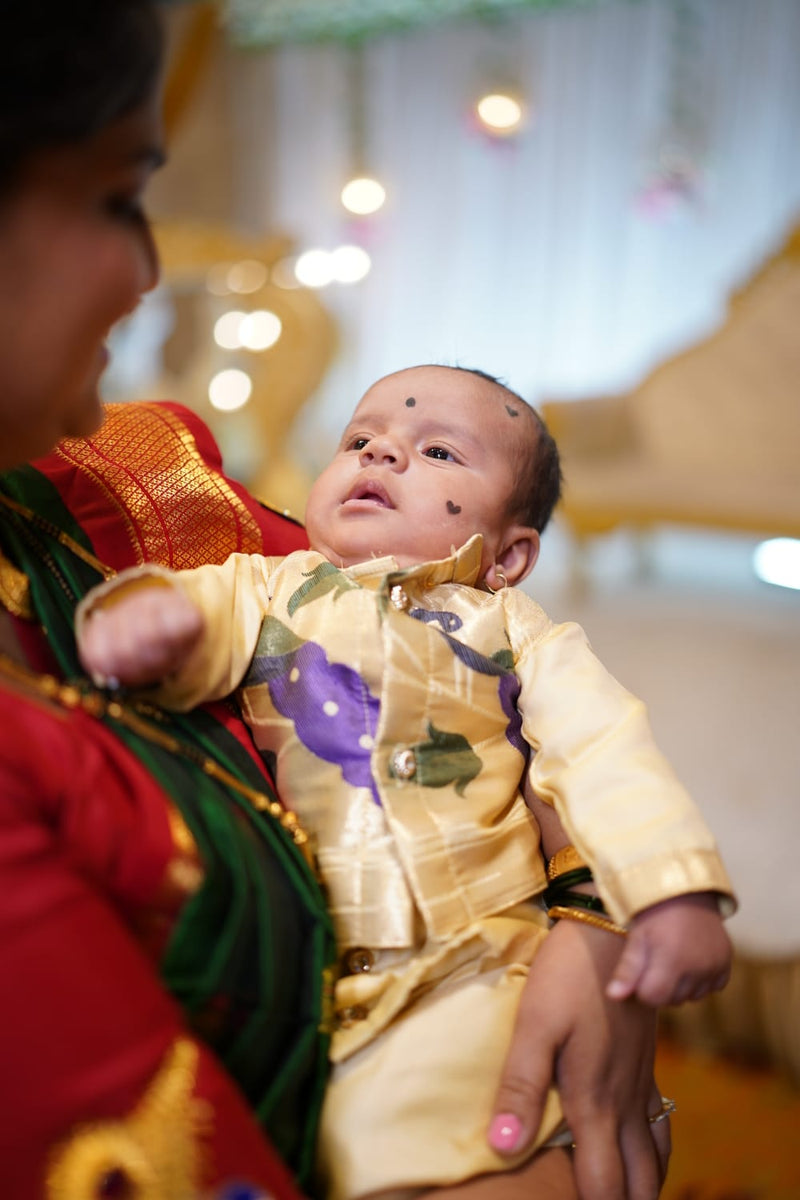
left=0, top=652, right=313, bottom=869
left=0, top=492, right=116, bottom=580
left=0, top=544, right=32, bottom=618
left=0, top=491, right=314, bottom=864
left=0, top=491, right=115, bottom=618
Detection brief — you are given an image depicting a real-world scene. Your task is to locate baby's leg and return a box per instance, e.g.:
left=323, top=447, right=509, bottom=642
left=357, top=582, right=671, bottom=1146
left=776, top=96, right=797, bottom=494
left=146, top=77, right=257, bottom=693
left=361, top=1147, right=577, bottom=1200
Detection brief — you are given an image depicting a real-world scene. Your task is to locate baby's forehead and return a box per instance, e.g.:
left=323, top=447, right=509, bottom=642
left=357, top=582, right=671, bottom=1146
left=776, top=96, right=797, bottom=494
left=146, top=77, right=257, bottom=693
left=354, top=366, right=514, bottom=416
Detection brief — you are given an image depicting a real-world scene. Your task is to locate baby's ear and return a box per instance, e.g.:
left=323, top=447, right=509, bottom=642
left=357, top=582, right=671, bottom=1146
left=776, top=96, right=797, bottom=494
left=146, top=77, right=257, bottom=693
left=487, top=526, right=540, bottom=590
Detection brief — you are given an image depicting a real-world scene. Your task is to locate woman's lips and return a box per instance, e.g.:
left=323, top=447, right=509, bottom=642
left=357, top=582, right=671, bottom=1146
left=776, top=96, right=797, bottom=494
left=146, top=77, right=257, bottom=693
left=343, top=478, right=393, bottom=508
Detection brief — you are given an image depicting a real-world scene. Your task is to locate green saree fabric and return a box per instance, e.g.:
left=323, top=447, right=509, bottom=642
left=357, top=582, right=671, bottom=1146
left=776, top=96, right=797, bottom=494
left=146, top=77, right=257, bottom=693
left=0, top=462, right=335, bottom=1189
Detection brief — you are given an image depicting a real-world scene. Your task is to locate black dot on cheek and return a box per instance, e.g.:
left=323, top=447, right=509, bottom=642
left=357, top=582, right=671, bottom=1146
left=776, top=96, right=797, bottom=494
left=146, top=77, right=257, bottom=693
left=446, top=500, right=462, bottom=514
left=505, top=405, right=519, bottom=417
left=405, top=397, right=416, bottom=407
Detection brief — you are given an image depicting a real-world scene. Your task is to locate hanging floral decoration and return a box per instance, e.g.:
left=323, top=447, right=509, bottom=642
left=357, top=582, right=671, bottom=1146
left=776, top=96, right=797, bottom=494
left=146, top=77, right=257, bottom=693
left=636, top=0, right=708, bottom=221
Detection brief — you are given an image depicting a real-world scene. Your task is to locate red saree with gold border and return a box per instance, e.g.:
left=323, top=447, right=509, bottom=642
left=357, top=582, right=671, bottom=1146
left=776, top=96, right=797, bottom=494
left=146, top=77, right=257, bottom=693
left=0, top=401, right=333, bottom=1198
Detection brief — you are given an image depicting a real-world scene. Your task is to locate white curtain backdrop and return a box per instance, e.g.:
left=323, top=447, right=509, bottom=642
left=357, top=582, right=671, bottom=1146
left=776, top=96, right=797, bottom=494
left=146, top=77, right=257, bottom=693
left=230, top=0, right=800, bottom=477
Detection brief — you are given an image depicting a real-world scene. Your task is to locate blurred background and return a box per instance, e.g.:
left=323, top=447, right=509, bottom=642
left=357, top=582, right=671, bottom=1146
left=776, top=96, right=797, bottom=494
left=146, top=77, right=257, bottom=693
left=109, top=2, right=800, bottom=1194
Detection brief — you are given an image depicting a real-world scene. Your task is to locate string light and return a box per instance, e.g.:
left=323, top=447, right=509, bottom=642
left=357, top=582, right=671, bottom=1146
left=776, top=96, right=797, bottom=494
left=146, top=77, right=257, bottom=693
left=475, top=91, right=524, bottom=136
left=340, top=41, right=387, bottom=216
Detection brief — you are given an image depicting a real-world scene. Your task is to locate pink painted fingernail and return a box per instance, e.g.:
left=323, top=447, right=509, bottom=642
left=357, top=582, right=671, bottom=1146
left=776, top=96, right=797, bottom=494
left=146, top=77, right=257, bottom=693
left=489, top=1113, right=523, bottom=1152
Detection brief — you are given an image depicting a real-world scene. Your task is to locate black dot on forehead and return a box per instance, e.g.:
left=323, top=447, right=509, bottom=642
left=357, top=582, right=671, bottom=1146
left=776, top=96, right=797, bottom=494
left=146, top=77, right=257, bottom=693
left=505, top=404, right=519, bottom=417
left=405, top=397, right=416, bottom=407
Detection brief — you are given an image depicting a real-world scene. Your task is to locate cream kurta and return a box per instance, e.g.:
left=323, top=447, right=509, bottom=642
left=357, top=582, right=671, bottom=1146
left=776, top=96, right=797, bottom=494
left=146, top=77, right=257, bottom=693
left=81, top=535, right=734, bottom=1198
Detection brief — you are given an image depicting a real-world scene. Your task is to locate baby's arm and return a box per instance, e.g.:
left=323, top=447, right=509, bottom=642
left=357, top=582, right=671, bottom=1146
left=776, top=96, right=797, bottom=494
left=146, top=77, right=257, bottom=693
left=508, top=596, right=735, bottom=1009
left=78, top=575, right=204, bottom=688
left=77, top=553, right=279, bottom=707
left=526, top=784, right=731, bottom=1006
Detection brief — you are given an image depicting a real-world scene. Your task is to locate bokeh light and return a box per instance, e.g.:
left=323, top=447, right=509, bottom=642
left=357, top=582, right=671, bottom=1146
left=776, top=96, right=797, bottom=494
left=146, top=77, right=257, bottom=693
left=227, top=259, right=268, bottom=294
left=206, top=263, right=233, bottom=296
left=331, top=245, right=371, bottom=283
left=341, top=176, right=387, bottom=215
left=271, top=257, right=301, bottom=290
left=240, top=310, right=283, bottom=351
left=294, top=249, right=335, bottom=288
left=753, top=538, right=800, bottom=590
left=209, top=368, right=253, bottom=412
left=476, top=92, right=524, bottom=135
left=213, top=310, right=247, bottom=350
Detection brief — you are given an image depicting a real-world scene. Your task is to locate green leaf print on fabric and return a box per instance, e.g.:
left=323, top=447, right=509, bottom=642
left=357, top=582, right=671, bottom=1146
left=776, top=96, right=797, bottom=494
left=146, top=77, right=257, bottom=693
left=491, top=648, right=514, bottom=671
left=392, top=722, right=483, bottom=797
left=287, top=562, right=357, bottom=616
left=254, top=614, right=307, bottom=657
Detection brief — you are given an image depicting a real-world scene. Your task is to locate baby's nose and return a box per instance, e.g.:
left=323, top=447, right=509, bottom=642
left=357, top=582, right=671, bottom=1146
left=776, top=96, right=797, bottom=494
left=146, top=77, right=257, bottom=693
left=360, top=435, right=403, bottom=465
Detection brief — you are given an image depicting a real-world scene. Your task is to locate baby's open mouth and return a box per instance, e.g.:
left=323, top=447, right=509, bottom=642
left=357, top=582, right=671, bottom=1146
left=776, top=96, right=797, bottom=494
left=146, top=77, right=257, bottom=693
left=344, top=480, right=393, bottom=508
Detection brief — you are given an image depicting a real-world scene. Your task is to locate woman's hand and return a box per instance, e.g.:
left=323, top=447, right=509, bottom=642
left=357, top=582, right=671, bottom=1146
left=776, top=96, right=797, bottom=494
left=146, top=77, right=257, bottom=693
left=490, top=918, right=669, bottom=1200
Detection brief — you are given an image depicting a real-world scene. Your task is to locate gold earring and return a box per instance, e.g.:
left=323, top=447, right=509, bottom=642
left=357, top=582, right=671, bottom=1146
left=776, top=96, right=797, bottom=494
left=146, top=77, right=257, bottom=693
left=485, top=567, right=508, bottom=595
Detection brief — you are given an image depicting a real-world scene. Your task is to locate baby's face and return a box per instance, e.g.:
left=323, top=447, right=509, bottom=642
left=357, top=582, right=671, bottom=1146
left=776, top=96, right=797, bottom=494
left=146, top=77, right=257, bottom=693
left=305, top=365, right=533, bottom=576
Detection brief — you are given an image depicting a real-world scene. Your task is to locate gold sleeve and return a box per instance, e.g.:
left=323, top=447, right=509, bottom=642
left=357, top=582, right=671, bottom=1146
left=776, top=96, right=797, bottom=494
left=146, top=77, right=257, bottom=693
left=507, top=595, right=736, bottom=924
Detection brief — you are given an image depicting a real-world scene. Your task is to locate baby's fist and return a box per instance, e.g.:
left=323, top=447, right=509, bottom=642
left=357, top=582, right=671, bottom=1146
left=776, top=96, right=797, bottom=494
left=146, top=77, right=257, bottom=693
left=606, top=892, right=732, bottom=1007
left=78, top=582, right=205, bottom=688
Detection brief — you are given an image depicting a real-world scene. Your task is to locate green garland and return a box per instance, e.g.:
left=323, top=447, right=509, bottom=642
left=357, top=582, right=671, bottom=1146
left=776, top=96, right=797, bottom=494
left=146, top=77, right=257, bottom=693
left=228, top=0, right=645, bottom=47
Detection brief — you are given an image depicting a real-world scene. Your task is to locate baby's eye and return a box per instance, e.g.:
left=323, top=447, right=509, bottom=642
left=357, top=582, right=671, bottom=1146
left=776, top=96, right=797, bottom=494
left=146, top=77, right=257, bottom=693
left=348, top=436, right=370, bottom=451
left=425, top=446, right=455, bottom=461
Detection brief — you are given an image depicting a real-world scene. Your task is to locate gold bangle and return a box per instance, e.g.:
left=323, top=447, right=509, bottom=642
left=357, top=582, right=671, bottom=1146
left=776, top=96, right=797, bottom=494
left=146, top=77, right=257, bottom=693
left=547, top=905, right=627, bottom=937
left=546, top=844, right=588, bottom=881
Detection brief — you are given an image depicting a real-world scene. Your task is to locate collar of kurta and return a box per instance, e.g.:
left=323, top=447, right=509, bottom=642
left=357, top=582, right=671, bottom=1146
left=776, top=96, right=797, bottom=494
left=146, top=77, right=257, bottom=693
left=341, top=533, right=483, bottom=590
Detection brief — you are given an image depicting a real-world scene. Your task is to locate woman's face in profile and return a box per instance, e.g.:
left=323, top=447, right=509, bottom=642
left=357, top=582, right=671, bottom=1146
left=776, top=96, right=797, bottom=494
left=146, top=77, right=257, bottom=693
left=0, top=96, right=165, bottom=470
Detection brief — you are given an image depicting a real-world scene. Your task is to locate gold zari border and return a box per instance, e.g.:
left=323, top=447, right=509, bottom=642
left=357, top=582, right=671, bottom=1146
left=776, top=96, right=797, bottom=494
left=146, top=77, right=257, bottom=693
left=46, top=1038, right=206, bottom=1200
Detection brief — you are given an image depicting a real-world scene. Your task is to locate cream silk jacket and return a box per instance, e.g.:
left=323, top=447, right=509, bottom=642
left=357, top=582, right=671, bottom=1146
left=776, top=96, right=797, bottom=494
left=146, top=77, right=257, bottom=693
left=85, top=535, right=734, bottom=956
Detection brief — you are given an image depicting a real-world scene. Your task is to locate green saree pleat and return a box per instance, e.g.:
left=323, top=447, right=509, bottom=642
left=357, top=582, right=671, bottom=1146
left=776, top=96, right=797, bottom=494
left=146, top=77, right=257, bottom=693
left=0, top=464, right=335, bottom=1191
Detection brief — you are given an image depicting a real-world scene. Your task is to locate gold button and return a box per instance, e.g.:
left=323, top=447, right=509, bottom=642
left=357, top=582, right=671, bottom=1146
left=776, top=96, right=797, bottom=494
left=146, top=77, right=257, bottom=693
left=343, top=947, right=374, bottom=974
left=391, top=747, right=417, bottom=780
left=390, top=584, right=409, bottom=611
left=335, top=1004, right=369, bottom=1028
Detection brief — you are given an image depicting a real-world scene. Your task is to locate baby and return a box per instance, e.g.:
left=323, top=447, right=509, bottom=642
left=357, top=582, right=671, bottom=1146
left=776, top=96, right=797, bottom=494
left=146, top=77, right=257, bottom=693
left=78, top=365, right=734, bottom=1200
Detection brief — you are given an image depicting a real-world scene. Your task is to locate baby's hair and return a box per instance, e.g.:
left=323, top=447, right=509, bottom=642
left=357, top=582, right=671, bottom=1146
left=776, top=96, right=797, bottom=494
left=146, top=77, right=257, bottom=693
left=454, top=367, right=563, bottom=534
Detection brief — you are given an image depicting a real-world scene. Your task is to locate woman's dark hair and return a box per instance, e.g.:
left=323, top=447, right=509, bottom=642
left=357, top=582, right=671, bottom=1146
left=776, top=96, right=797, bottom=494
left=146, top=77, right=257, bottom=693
left=0, top=0, right=163, bottom=193
left=457, top=367, right=563, bottom=534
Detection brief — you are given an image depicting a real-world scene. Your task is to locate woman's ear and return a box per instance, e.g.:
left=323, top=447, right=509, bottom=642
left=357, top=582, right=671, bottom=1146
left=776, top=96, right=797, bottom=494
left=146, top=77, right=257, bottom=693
left=485, top=526, right=540, bottom=590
